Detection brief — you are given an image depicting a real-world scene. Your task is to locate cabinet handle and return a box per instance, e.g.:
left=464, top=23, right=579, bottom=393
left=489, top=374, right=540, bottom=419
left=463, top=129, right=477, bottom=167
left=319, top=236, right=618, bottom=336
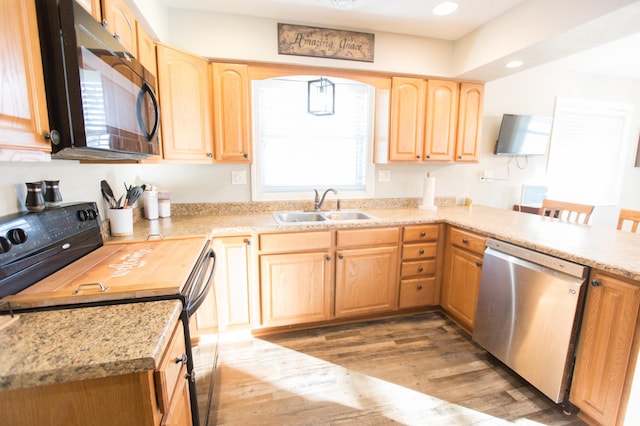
left=326, top=256, right=331, bottom=261
left=185, top=369, right=196, bottom=383
left=476, top=261, right=483, bottom=267
left=458, top=155, right=462, bottom=159
left=417, top=285, right=423, bottom=290
left=338, top=254, right=344, bottom=260
left=243, top=153, right=249, bottom=158
left=591, top=279, right=601, bottom=287
left=207, top=152, right=213, bottom=158
left=175, top=353, right=188, bottom=365
left=418, top=249, right=425, bottom=255
left=426, top=155, right=431, bottom=159
left=418, top=267, right=424, bottom=272
left=462, top=238, right=469, bottom=244
left=420, top=232, right=426, bottom=237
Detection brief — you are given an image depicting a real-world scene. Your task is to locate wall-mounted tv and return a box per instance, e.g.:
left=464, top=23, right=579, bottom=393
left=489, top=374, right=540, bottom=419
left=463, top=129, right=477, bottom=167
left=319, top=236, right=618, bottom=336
left=494, top=114, right=553, bottom=156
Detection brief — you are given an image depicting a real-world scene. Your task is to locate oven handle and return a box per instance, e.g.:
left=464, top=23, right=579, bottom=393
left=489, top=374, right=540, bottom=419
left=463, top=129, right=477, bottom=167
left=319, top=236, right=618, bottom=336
left=185, top=249, right=216, bottom=318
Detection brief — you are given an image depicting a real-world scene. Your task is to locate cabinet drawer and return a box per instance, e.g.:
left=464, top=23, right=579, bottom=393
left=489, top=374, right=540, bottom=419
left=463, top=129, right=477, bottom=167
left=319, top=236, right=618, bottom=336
left=259, top=231, right=332, bottom=252
left=403, top=224, right=439, bottom=242
left=336, top=227, right=399, bottom=248
left=448, top=227, right=486, bottom=255
left=399, top=277, right=437, bottom=308
left=401, top=259, right=436, bottom=278
left=155, top=321, right=186, bottom=414
left=402, top=242, right=437, bottom=260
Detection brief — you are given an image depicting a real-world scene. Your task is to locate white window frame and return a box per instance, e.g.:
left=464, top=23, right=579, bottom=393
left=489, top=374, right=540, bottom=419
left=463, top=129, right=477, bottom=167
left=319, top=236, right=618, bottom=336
left=250, top=77, right=376, bottom=202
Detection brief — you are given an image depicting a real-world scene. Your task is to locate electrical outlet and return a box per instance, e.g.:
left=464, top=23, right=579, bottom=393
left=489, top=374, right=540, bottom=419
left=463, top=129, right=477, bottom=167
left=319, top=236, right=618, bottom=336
left=231, top=171, right=247, bottom=185
left=378, top=170, right=391, bottom=182
left=479, top=170, right=494, bottom=182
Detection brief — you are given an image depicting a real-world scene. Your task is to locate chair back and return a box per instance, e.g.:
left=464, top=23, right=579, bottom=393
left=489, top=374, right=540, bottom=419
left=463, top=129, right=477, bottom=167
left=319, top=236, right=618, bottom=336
left=540, top=199, right=594, bottom=224
left=617, top=208, right=640, bottom=232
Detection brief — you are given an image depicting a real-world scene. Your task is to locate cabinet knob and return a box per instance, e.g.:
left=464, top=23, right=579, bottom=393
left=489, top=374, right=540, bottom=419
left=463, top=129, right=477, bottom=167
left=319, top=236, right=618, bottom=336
left=420, top=232, right=426, bottom=237
left=418, top=249, right=425, bottom=255
left=243, top=153, right=249, bottom=158
left=244, top=239, right=252, bottom=245
left=207, top=152, right=213, bottom=158
left=416, top=155, right=421, bottom=159
left=476, top=261, right=483, bottom=267
left=462, top=238, right=469, bottom=244
left=175, top=353, right=188, bottom=365
left=418, top=267, right=424, bottom=272
left=591, top=279, right=601, bottom=287
left=426, top=155, right=431, bottom=159
left=458, top=155, right=462, bottom=159
left=326, top=256, right=331, bottom=261
left=338, top=254, right=344, bottom=260
left=417, top=285, right=423, bottom=290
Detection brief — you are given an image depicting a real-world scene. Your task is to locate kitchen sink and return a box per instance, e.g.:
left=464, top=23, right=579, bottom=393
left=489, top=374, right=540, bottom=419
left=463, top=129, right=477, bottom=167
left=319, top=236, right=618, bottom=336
left=272, top=210, right=375, bottom=224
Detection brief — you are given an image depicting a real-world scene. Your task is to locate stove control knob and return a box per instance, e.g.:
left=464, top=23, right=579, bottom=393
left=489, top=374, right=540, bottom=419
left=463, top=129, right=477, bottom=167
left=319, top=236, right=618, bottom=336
left=7, top=228, right=27, bottom=245
left=0, top=236, right=10, bottom=254
left=77, top=209, right=89, bottom=221
left=87, top=208, right=98, bottom=220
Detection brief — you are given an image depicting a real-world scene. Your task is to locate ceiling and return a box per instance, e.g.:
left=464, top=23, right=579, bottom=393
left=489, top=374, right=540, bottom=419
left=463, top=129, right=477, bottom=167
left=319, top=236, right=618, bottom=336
left=164, top=0, right=640, bottom=81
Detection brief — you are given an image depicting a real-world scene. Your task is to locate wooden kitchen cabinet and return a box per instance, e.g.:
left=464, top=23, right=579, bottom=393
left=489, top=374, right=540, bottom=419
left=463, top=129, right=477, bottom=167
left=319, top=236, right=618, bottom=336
left=259, top=231, right=333, bottom=327
left=101, top=0, right=137, bottom=55
left=388, top=76, right=426, bottom=161
left=211, top=62, right=252, bottom=163
left=334, top=227, right=400, bottom=318
left=441, top=226, right=486, bottom=333
left=77, top=0, right=102, bottom=20
left=212, top=235, right=255, bottom=331
left=0, top=0, right=51, bottom=161
left=399, top=224, right=441, bottom=309
left=570, top=270, right=640, bottom=426
left=136, top=21, right=158, bottom=78
left=424, top=80, right=459, bottom=161
left=455, top=82, right=484, bottom=162
left=156, top=43, right=214, bottom=162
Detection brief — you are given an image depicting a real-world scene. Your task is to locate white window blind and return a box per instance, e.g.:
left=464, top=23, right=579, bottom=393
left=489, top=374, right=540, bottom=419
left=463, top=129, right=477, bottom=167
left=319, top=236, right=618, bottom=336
left=252, top=77, right=374, bottom=200
left=547, top=97, right=632, bottom=206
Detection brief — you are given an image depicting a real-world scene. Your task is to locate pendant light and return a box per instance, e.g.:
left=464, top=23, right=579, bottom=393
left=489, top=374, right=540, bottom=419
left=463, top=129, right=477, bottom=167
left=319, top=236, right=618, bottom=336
left=307, top=77, right=335, bottom=116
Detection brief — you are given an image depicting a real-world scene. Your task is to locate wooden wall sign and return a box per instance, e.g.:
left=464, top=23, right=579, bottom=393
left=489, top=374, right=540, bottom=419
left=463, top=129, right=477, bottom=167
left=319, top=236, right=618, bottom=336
left=278, top=23, right=374, bottom=62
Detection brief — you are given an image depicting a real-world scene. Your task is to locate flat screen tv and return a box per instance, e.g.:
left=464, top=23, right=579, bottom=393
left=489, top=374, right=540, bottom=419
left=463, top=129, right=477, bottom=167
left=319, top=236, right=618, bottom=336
left=494, top=114, right=553, bottom=156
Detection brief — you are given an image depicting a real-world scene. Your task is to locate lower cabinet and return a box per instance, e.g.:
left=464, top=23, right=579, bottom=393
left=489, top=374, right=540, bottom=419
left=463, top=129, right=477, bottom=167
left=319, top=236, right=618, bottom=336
left=441, top=226, right=486, bottom=333
left=399, top=224, right=441, bottom=309
left=570, top=269, right=640, bottom=426
left=259, top=231, right=333, bottom=327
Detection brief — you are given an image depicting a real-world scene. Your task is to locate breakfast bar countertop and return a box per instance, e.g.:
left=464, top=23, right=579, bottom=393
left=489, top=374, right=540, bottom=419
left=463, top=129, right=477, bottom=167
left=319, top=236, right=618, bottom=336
left=113, top=204, right=640, bottom=282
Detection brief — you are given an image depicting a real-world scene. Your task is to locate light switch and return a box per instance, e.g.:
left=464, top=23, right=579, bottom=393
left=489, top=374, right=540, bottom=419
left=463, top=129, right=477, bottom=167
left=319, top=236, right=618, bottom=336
left=231, top=171, right=247, bottom=185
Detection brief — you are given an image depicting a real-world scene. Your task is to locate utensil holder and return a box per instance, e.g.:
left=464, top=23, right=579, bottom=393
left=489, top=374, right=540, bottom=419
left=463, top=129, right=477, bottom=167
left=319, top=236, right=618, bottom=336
left=108, top=208, right=133, bottom=236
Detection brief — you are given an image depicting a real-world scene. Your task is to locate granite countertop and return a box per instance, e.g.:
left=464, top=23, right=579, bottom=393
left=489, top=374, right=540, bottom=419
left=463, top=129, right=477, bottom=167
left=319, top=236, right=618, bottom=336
left=0, top=300, right=182, bottom=390
left=112, top=204, right=640, bottom=281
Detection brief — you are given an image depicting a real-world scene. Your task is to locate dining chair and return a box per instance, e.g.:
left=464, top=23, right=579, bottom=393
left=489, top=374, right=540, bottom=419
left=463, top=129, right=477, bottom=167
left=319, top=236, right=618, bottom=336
left=617, top=208, right=640, bottom=232
left=540, top=199, right=594, bottom=224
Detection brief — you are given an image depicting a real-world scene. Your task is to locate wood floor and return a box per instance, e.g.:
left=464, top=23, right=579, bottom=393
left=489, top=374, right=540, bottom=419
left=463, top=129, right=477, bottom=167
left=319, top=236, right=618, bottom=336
left=199, top=312, right=586, bottom=425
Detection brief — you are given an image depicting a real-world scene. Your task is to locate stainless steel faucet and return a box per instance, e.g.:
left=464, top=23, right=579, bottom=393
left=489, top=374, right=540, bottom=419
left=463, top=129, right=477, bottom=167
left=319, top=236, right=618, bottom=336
left=313, top=188, right=337, bottom=211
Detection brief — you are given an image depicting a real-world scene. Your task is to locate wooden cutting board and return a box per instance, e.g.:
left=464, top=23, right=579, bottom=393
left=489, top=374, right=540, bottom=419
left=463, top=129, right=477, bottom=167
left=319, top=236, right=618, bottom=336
left=2, top=237, right=209, bottom=309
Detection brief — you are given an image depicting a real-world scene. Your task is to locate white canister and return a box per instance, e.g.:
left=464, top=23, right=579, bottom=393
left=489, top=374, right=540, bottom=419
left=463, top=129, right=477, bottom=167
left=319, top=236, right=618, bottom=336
left=143, top=189, right=159, bottom=220
left=158, top=190, right=171, bottom=218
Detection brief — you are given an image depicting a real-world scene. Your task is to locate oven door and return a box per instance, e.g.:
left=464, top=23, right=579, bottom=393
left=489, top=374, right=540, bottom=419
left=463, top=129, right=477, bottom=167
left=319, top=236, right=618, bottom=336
left=180, top=246, right=218, bottom=426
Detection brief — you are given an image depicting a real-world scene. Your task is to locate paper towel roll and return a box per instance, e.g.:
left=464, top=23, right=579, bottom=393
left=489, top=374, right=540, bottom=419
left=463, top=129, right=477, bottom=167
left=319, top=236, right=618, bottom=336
left=419, top=174, right=437, bottom=211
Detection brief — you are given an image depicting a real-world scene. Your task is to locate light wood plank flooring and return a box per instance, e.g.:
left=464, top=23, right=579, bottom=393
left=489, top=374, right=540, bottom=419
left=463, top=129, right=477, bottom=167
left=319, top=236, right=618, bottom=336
left=199, top=312, right=586, bottom=425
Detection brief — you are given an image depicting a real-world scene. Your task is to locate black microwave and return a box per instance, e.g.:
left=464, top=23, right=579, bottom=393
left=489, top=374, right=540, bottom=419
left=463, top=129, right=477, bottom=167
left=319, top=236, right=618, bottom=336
left=36, top=0, right=160, bottom=161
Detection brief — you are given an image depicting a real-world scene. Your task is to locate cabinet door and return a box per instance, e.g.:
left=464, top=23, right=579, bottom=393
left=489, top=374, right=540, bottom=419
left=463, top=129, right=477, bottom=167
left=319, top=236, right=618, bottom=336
left=388, top=77, right=425, bottom=161
left=161, top=376, right=192, bottom=426
left=570, top=270, right=640, bottom=425
left=260, top=251, right=332, bottom=327
left=213, top=236, right=254, bottom=331
left=136, top=21, right=157, bottom=77
left=424, top=80, right=458, bottom=161
left=212, top=63, right=252, bottom=163
left=77, top=0, right=102, bottom=21
left=101, top=0, right=137, bottom=55
left=0, top=0, right=51, bottom=160
left=455, top=82, right=483, bottom=162
left=441, top=245, right=483, bottom=332
left=335, top=245, right=399, bottom=318
left=156, top=44, right=213, bottom=162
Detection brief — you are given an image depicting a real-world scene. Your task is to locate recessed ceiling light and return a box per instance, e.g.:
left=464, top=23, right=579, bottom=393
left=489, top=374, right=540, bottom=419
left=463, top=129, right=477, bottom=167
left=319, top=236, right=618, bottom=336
left=332, top=0, right=354, bottom=9
left=433, top=1, right=459, bottom=16
left=506, top=60, right=524, bottom=68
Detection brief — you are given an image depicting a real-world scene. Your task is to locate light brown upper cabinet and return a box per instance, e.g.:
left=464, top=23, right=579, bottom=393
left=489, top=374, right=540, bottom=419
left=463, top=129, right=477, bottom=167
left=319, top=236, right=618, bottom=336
left=77, top=0, right=102, bottom=21
left=0, top=0, right=51, bottom=161
left=136, top=21, right=157, bottom=78
left=424, top=79, right=459, bottom=161
left=455, top=82, right=484, bottom=162
left=389, top=77, right=426, bottom=161
left=101, top=0, right=137, bottom=55
left=211, top=62, right=252, bottom=163
left=156, top=43, right=214, bottom=162
left=387, top=77, right=483, bottom=163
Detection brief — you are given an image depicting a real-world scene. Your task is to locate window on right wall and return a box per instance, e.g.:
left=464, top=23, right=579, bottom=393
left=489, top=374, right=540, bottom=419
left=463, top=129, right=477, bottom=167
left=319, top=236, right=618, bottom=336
left=546, top=97, right=632, bottom=206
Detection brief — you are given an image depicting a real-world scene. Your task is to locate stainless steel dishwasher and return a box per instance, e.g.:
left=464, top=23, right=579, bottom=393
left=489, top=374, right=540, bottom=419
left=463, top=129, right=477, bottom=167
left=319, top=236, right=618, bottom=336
left=473, top=239, right=589, bottom=405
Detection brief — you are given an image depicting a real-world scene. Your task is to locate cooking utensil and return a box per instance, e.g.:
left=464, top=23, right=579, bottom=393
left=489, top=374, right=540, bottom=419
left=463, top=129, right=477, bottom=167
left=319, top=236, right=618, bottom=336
left=123, top=186, right=144, bottom=208
left=100, top=180, right=116, bottom=209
